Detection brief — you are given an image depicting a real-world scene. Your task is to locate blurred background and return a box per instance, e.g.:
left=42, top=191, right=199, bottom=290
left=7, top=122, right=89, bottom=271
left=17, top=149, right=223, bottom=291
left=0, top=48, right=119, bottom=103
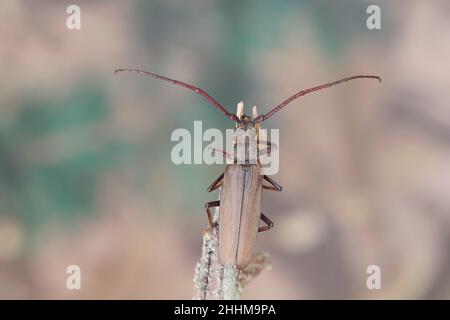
left=1, top=0, right=449, bottom=299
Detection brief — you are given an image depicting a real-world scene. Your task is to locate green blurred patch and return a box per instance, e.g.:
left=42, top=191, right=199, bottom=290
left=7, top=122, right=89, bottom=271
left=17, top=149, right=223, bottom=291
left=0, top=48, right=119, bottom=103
left=16, top=86, right=107, bottom=136
left=0, top=83, right=133, bottom=233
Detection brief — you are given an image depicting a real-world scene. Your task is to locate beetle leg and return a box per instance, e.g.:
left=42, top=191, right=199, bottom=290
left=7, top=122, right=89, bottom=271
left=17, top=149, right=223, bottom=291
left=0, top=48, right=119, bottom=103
left=263, top=175, right=282, bottom=191
left=207, top=173, right=224, bottom=192
left=263, top=185, right=280, bottom=191
left=258, top=213, right=274, bottom=232
left=258, top=140, right=277, bottom=156
left=204, top=200, right=220, bottom=228
left=209, top=147, right=235, bottom=160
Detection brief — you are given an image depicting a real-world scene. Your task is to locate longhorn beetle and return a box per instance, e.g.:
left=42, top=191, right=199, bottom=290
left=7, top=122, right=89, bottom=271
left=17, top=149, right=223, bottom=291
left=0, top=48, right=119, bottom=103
left=115, top=68, right=381, bottom=269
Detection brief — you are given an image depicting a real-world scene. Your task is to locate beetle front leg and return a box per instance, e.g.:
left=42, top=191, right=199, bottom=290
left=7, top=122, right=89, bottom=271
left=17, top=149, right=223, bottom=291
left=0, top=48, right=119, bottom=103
left=263, top=175, right=282, bottom=192
left=207, top=173, right=224, bottom=192
left=258, top=213, right=274, bottom=232
left=204, top=200, right=220, bottom=228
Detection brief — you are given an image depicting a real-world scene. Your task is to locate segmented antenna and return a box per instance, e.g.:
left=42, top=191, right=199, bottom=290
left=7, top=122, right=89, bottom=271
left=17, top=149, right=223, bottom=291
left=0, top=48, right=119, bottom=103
left=253, top=75, right=381, bottom=123
left=114, top=68, right=240, bottom=123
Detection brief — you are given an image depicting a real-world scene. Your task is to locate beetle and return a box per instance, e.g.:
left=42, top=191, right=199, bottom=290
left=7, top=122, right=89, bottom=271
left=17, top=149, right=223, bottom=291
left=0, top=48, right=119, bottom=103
left=114, top=68, right=381, bottom=269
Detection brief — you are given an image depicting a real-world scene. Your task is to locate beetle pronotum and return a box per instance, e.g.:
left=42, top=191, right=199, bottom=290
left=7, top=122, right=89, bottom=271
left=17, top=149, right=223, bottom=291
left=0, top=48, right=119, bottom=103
left=115, top=68, right=381, bottom=269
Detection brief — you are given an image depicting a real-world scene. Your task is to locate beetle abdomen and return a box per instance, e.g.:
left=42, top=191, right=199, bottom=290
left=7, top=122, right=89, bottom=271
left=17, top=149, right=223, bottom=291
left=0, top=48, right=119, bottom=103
left=218, top=164, right=262, bottom=269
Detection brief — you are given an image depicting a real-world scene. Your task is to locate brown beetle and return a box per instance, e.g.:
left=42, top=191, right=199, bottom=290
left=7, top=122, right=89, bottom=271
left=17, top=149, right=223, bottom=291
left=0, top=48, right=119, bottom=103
left=115, top=68, right=380, bottom=269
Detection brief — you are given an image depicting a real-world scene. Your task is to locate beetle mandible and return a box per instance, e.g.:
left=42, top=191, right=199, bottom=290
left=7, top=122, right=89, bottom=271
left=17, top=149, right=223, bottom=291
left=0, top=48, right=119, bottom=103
left=114, top=68, right=381, bottom=269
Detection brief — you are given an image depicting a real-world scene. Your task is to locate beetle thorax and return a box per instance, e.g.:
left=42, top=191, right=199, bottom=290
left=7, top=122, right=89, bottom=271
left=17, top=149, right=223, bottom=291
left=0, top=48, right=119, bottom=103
left=233, top=126, right=259, bottom=164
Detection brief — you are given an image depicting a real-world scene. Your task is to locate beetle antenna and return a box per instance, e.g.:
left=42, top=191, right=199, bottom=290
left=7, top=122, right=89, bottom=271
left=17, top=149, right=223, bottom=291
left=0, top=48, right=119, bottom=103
left=114, top=68, right=240, bottom=123
left=253, top=75, right=381, bottom=123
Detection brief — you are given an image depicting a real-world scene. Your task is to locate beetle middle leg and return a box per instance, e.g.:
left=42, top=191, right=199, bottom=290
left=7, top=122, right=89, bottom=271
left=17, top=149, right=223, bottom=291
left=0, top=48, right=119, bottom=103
left=258, top=213, right=274, bottom=232
left=207, top=173, right=224, bottom=192
left=263, top=175, right=282, bottom=192
left=204, top=200, right=220, bottom=228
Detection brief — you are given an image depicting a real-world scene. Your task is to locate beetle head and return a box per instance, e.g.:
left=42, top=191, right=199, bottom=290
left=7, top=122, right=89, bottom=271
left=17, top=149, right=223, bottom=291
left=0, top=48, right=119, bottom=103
left=238, top=114, right=255, bottom=130
left=235, top=102, right=258, bottom=130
